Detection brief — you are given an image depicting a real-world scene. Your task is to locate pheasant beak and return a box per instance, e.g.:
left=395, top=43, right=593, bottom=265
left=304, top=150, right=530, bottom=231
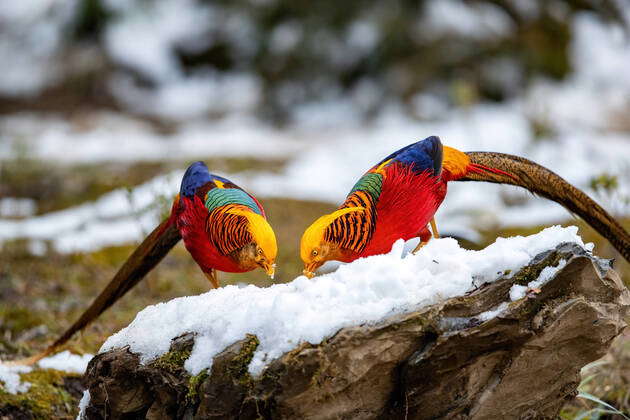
left=262, top=262, right=276, bottom=280
left=302, top=262, right=320, bottom=279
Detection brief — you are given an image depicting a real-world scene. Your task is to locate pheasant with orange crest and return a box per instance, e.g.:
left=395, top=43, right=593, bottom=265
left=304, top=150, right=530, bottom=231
left=301, top=136, right=630, bottom=277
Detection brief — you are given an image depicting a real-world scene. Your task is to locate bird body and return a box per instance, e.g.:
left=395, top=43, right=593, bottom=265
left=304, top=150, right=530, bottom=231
left=301, top=136, right=630, bottom=276
left=175, top=162, right=276, bottom=278
left=14, top=162, right=277, bottom=365
left=338, top=138, right=446, bottom=259
left=301, top=137, right=449, bottom=274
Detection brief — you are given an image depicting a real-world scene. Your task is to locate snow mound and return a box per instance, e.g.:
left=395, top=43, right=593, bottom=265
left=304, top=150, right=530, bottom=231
left=38, top=351, right=93, bottom=374
left=0, top=364, right=32, bottom=394
left=101, top=226, right=589, bottom=376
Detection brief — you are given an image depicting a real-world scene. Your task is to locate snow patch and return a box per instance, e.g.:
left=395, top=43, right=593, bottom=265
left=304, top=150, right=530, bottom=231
left=100, top=226, right=586, bottom=377
left=0, top=0, right=77, bottom=96
left=421, top=0, right=514, bottom=40
left=509, top=259, right=568, bottom=301
left=478, top=302, right=509, bottom=321
left=0, top=364, right=32, bottom=394
left=77, top=390, right=90, bottom=420
left=509, top=285, right=528, bottom=301
left=0, top=171, right=182, bottom=253
left=0, top=198, right=37, bottom=218
left=38, top=351, right=93, bottom=374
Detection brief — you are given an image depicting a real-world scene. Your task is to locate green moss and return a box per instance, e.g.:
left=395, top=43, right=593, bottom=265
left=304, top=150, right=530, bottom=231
left=186, top=368, right=209, bottom=402
left=0, top=369, right=81, bottom=420
left=150, top=348, right=192, bottom=374
left=499, top=249, right=566, bottom=292
left=228, top=334, right=260, bottom=386
left=0, top=307, right=46, bottom=335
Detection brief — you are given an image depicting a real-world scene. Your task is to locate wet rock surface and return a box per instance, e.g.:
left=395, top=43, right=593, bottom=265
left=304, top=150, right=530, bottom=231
left=83, top=243, right=629, bottom=419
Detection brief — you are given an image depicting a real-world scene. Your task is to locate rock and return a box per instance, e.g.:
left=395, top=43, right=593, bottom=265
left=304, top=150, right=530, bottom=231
left=82, top=244, right=629, bottom=419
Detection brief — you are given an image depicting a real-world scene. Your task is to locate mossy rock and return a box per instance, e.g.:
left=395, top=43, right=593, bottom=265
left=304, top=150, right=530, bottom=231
left=0, top=369, right=83, bottom=420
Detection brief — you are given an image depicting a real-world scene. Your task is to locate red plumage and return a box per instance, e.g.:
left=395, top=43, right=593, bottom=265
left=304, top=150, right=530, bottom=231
left=175, top=195, right=248, bottom=273
left=349, top=163, right=446, bottom=260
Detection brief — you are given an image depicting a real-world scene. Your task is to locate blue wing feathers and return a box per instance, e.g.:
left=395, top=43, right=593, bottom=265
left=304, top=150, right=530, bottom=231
left=380, top=136, right=443, bottom=176
left=180, top=161, right=212, bottom=197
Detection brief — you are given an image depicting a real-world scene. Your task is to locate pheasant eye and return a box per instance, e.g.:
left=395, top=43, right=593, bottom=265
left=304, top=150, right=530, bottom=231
left=257, top=249, right=263, bottom=255
left=312, top=250, right=318, bottom=256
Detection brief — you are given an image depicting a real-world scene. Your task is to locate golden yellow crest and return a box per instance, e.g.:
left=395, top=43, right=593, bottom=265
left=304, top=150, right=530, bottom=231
left=226, top=207, right=277, bottom=260
left=300, top=207, right=364, bottom=262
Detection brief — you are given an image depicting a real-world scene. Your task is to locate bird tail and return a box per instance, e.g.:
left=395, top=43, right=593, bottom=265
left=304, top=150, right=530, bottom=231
left=8, top=207, right=182, bottom=366
left=447, top=150, right=629, bottom=262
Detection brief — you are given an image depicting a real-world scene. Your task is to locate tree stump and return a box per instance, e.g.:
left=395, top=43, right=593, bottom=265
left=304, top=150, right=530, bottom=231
left=82, top=244, right=629, bottom=419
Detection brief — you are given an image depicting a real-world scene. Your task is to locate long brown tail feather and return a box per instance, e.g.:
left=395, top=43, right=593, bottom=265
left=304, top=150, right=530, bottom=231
left=457, top=151, right=629, bottom=262
left=8, top=218, right=181, bottom=365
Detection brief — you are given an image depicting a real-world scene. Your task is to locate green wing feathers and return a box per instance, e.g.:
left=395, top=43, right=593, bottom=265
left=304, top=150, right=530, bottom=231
left=204, top=185, right=261, bottom=215
left=349, top=172, right=383, bottom=202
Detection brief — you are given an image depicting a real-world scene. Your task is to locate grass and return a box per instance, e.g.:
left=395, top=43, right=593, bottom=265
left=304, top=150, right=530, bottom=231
left=560, top=332, right=630, bottom=419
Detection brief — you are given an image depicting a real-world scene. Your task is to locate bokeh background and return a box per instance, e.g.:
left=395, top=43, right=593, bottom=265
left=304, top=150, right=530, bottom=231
left=1, top=0, right=629, bottom=417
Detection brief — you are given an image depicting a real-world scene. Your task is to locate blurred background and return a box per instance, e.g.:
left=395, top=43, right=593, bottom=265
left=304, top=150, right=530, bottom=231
left=1, top=0, right=629, bottom=417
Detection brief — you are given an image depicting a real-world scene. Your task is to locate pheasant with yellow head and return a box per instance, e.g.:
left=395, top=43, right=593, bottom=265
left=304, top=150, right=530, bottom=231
left=16, top=161, right=277, bottom=365
left=176, top=162, right=277, bottom=286
left=301, top=136, right=630, bottom=278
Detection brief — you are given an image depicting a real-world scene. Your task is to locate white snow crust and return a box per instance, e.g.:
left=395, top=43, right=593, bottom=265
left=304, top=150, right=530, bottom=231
left=76, top=390, right=90, bottom=420
left=509, top=259, right=569, bottom=301
left=100, top=226, right=587, bottom=377
left=37, top=351, right=94, bottom=374
left=0, top=364, right=32, bottom=394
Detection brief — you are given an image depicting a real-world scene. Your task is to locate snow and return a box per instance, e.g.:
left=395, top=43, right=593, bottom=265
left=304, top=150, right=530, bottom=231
left=0, top=171, right=183, bottom=253
left=0, top=0, right=76, bottom=96
left=0, top=353, right=92, bottom=396
left=103, top=0, right=214, bottom=83
left=111, top=72, right=262, bottom=120
left=101, top=225, right=587, bottom=377
left=420, top=0, right=514, bottom=41
left=478, top=302, right=509, bottom=321
left=0, top=364, right=32, bottom=394
left=77, top=390, right=90, bottom=420
left=38, top=351, right=94, bottom=374
left=509, top=285, right=528, bottom=301
left=0, top=113, right=300, bottom=163
left=509, top=259, right=568, bottom=301
left=0, top=352, right=92, bottom=398
left=0, top=352, right=93, bottom=395
left=101, top=0, right=262, bottom=120
left=0, top=198, right=37, bottom=218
